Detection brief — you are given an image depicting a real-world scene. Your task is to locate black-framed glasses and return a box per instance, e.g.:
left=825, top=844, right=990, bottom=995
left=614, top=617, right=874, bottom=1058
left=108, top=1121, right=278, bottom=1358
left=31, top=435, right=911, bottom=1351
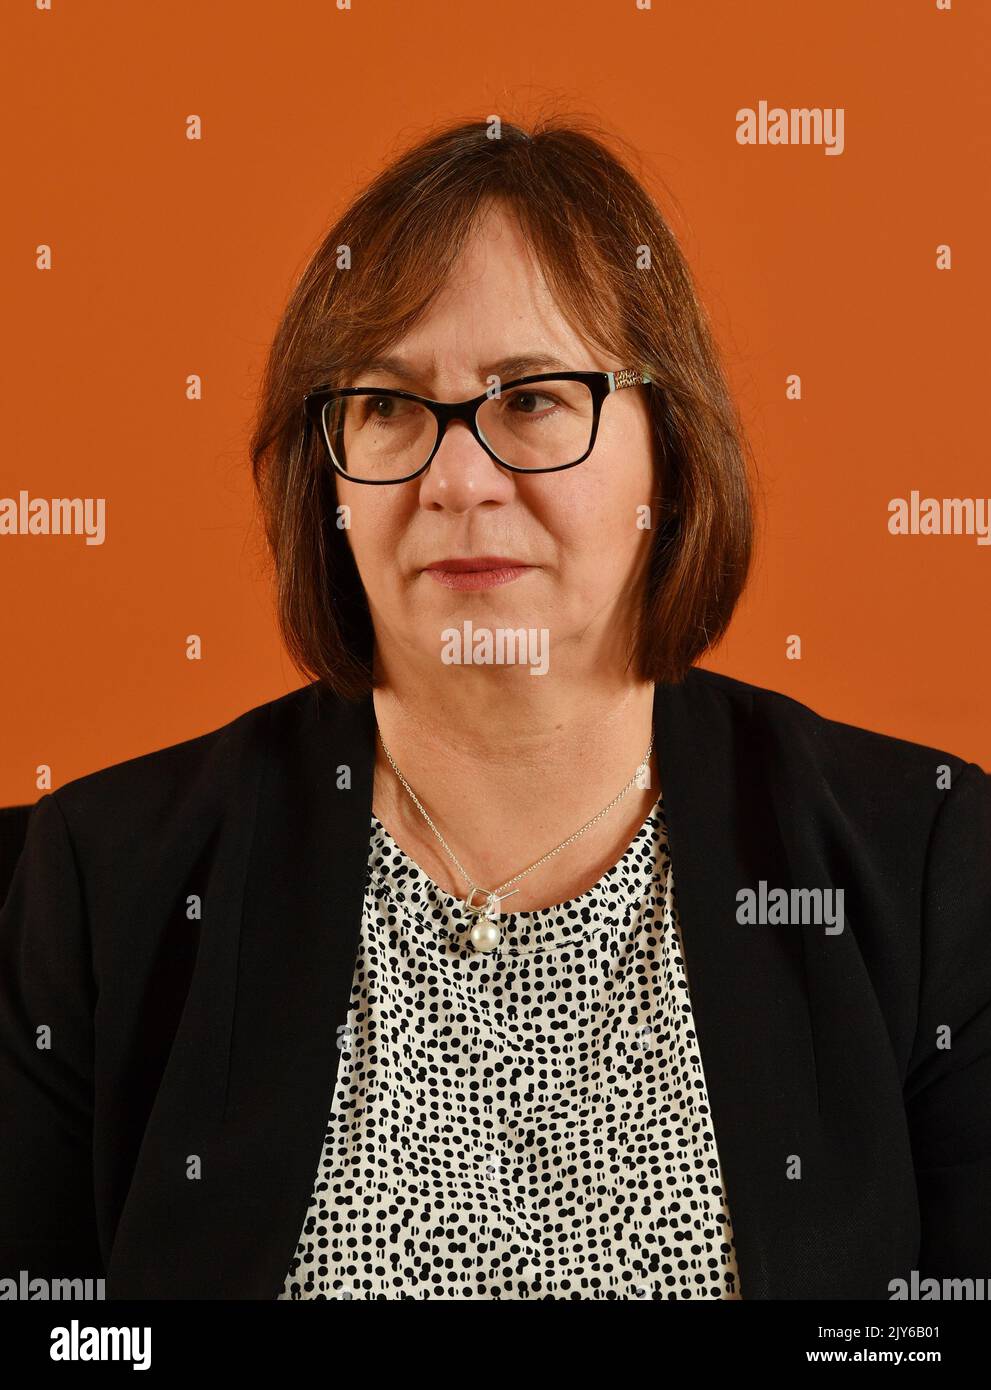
left=302, top=368, right=653, bottom=484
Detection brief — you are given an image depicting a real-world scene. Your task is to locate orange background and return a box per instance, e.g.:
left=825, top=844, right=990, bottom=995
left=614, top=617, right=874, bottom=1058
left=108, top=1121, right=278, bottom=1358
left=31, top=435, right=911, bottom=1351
left=2, top=0, right=988, bottom=805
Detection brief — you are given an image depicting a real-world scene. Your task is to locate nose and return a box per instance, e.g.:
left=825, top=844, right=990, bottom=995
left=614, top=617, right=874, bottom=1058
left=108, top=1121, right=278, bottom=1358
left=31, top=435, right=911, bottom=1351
left=415, top=417, right=517, bottom=512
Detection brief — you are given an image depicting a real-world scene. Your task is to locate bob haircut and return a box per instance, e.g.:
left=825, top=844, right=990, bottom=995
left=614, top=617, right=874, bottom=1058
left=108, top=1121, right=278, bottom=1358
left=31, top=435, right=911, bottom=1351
left=250, top=114, right=756, bottom=702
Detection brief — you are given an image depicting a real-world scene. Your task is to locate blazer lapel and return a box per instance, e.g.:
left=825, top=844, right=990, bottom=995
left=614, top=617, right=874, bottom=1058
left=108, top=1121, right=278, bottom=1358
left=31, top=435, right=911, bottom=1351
left=653, top=671, right=921, bottom=1299
left=651, top=673, right=823, bottom=1298
left=108, top=683, right=379, bottom=1298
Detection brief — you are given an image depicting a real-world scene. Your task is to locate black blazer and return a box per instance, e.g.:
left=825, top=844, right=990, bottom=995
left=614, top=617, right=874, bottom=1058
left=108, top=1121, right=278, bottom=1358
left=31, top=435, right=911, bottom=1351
left=2, top=667, right=989, bottom=1300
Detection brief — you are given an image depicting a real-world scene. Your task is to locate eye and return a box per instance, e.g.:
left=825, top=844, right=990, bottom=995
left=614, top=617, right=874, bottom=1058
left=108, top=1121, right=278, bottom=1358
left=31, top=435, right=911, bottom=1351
left=504, top=389, right=560, bottom=416
left=359, top=394, right=409, bottom=423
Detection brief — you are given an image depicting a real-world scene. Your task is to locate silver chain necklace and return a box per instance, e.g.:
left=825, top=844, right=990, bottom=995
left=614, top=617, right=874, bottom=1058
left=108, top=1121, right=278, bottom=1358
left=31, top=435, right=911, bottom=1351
left=376, top=725, right=655, bottom=954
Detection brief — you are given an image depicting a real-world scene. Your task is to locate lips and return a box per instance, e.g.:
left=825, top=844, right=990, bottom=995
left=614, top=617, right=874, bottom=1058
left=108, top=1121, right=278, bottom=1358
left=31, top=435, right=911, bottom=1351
left=422, top=557, right=534, bottom=591
left=424, top=556, right=528, bottom=573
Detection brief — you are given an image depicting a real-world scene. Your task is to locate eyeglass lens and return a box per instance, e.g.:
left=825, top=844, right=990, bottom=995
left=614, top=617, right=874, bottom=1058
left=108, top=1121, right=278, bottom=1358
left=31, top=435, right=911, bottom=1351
left=321, top=378, right=595, bottom=480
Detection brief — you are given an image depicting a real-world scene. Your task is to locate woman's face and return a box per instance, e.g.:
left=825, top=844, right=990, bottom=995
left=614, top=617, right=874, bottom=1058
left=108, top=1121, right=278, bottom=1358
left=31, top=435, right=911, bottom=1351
left=339, top=202, right=658, bottom=682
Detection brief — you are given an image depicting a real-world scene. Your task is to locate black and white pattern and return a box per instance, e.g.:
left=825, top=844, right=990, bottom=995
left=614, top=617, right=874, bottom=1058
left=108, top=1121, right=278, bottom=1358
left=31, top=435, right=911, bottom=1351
left=279, top=795, right=741, bottom=1299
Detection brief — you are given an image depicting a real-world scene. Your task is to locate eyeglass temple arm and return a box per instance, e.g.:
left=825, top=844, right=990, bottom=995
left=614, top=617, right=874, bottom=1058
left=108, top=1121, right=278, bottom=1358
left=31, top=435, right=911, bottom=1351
left=609, top=369, right=652, bottom=392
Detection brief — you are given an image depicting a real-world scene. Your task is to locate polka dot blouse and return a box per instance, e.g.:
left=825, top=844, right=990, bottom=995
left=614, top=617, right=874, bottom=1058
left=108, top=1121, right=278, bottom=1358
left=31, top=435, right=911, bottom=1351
left=278, top=793, right=742, bottom=1300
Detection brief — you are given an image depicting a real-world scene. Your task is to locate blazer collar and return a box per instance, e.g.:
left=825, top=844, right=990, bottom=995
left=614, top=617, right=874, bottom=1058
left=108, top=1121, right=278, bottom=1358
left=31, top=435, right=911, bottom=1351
left=108, top=673, right=827, bottom=1299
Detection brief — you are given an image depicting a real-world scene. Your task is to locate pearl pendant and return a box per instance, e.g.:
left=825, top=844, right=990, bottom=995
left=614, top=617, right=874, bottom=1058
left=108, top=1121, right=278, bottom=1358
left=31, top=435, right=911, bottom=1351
left=468, top=919, right=501, bottom=953
left=464, top=887, right=505, bottom=952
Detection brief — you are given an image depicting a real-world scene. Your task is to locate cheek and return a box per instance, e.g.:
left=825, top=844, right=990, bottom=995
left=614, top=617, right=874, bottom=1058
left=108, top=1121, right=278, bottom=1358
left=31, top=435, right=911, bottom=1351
left=606, top=439, right=659, bottom=551
left=552, top=453, right=655, bottom=561
left=343, top=498, right=402, bottom=566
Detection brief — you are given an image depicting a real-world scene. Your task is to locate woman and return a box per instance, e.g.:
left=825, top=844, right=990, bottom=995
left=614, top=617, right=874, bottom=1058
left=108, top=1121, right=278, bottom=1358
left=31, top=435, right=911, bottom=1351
left=1, top=117, right=989, bottom=1302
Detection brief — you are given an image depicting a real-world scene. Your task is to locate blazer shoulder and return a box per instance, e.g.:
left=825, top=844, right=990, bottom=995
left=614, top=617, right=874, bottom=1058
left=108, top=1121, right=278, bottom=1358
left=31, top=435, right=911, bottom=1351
left=685, top=666, right=982, bottom=784
left=47, top=683, right=321, bottom=842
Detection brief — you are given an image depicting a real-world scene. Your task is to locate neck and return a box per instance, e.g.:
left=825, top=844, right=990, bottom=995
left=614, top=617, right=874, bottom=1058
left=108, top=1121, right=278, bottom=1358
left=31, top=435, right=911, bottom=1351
left=369, top=656, right=659, bottom=907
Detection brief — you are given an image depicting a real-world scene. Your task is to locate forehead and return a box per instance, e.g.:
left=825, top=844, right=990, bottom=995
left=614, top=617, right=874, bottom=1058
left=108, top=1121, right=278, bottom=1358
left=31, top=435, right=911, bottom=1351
left=375, top=204, right=601, bottom=382
left=429, top=205, right=559, bottom=319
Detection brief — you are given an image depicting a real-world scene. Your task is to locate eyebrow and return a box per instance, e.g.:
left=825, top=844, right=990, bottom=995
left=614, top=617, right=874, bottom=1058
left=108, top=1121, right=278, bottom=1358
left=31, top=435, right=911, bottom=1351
left=355, top=352, right=575, bottom=388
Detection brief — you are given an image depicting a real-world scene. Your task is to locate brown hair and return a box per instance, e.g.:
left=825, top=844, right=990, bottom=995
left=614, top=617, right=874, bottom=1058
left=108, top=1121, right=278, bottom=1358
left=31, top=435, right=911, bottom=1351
left=249, top=114, right=756, bottom=702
